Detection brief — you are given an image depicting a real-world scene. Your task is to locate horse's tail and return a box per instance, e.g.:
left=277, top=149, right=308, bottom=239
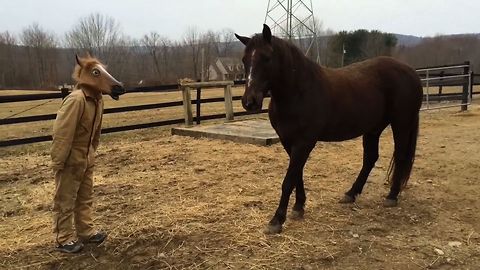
left=386, top=113, right=419, bottom=188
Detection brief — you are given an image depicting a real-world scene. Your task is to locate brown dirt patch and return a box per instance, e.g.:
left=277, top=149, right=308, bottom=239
left=1, top=106, right=480, bottom=269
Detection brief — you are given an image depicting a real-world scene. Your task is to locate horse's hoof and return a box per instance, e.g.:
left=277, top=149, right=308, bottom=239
left=383, top=198, right=398, bottom=207
left=339, top=194, right=355, bottom=204
left=263, top=224, right=282, bottom=234
left=290, top=209, right=304, bottom=220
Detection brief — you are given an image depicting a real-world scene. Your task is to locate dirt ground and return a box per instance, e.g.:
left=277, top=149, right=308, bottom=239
left=1, top=104, right=480, bottom=269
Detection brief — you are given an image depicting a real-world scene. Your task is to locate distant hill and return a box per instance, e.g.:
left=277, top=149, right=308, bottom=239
left=394, top=34, right=423, bottom=47
left=232, top=33, right=479, bottom=48
left=394, top=33, right=480, bottom=47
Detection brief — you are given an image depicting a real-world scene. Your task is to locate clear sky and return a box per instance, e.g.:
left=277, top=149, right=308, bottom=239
left=0, top=0, right=478, bottom=40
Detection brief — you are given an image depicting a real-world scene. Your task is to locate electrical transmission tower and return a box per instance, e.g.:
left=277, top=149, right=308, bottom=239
left=264, top=0, right=321, bottom=63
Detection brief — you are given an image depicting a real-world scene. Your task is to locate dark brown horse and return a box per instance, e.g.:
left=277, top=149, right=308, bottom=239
left=235, top=25, right=423, bottom=234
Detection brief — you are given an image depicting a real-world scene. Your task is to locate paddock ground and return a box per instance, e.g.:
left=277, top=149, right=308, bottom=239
left=1, top=105, right=480, bottom=269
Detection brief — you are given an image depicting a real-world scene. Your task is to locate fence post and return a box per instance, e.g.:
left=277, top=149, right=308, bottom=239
left=196, top=87, right=201, bottom=125
left=461, top=61, right=470, bottom=111
left=224, top=84, right=234, bottom=121
left=425, top=70, right=430, bottom=110
left=60, top=87, right=69, bottom=100
left=182, top=86, right=193, bottom=126
left=438, top=71, right=444, bottom=95
left=470, top=71, right=474, bottom=100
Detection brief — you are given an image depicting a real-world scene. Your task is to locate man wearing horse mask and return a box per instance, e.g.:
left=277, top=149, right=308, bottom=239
left=51, top=54, right=125, bottom=253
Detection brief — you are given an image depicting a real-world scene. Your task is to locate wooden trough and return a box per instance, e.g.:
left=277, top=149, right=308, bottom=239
left=171, top=81, right=279, bottom=146
left=172, top=118, right=279, bottom=146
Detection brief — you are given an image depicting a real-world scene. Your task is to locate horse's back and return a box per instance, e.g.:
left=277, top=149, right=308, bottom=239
left=327, top=56, right=422, bottom=109
left=312, top=57, right=422, bottom=141
left=363, top=57, right=423, bottom=116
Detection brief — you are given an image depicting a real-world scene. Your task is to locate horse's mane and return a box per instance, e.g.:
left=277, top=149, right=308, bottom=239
left=254, top=34, right=319, bottom=71
left=250, top=34, right=321, bottom=84
left=72, top=55, right=105, bottom=83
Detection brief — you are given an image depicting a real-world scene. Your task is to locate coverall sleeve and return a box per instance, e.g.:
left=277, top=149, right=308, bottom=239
left=92, top=112, right=103, bottom=151
left=51, top=95, right=83, bottom=171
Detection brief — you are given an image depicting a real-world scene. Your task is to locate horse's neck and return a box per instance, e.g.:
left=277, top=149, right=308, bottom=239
left=270, top=50, right=324, bottom=103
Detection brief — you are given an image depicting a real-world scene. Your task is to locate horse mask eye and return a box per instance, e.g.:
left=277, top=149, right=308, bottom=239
left=92, top=69, right=100, bottom=77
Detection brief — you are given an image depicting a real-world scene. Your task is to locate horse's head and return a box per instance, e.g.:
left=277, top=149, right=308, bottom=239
left=72, top=54, right=126, bottom=100
left=235, top=24, right=274, bottom=112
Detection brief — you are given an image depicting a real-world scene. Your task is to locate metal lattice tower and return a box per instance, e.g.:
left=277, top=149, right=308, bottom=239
left=264, top=0, right=321, bottom=63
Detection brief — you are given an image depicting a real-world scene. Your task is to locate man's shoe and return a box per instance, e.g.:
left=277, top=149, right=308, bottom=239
left=84, top=231, right=107, bottom=244
left=56, top=241, right=84, bottom=253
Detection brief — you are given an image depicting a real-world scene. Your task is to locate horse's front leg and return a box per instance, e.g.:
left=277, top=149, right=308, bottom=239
left=265, top=142, right=315, bottom=234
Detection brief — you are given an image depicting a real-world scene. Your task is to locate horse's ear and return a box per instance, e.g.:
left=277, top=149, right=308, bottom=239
left=75, top=54, right=83, bottom=67
left=262, top=24, right=272, bottom=44
left=235, top=33, right=250, bottom=46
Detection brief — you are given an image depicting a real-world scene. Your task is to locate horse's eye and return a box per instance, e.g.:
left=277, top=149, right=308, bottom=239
left=92, top=69, right=100, bottom=77
left=261, top=55, right=271, bottom=62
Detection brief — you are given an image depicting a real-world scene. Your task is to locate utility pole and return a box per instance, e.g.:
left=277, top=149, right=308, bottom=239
left=264, top=0, right=321, bottom=63
left=200, top=48, right=205, bottom=82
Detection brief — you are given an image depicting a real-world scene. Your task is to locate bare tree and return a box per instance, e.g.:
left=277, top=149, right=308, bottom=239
left=0, top=31, right=18, bottom=87
left=184, top=26, right=201, bottom=79
left=66, top=13, right=123, bottom=61
left=142, top=32, right=162, bottom=78
left=294, top=17, right=324, bottom=61
left=158, top=37, right=173, bottom=81
left=394, top=34, right=480, bottom=71
left=0, top=31, right=16, bottom=45
left=169, top=41, right=188, bottom=80
left=141, top=32, right=173, bottom=81
left=201, top=30, right=221, bottom=80
left=21, top=23, right=56, bottom=48
left=20, top=23, right=57, bottom=87
left=319, top=28, right=335, bottom=66
left=219, top=28, right=235, bottom=57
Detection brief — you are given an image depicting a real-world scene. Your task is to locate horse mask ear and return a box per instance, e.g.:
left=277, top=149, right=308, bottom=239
left=235, top=33, right=250, bottom=46
left=262, top=24, right=272, bottom=44
left=75, top=54, right=83, bottom=67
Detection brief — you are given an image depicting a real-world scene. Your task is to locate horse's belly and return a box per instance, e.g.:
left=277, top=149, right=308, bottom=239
left=318, top=129, right=364, bottom=142
left=317, top=110, right=386, bottom=142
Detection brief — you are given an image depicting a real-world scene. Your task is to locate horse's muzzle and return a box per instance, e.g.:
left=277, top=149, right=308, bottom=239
left=242, top=94, right=263, bottom=112
left=110, top=84, right=126, bottom=100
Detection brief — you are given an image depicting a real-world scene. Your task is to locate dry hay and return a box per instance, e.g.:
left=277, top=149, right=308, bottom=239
left=1, top=106, right=480, bottom=269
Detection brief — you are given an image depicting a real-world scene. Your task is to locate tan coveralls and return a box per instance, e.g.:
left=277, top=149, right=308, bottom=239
left=51, top=87, right=103, bottom=245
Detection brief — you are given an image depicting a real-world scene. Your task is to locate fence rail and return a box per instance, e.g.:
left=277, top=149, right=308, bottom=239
left=0, top=63, right=478, bottom=147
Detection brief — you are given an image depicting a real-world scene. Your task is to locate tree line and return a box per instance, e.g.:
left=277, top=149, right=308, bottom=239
left=0, top=14, right=239, bottom=88
left=0, top=13, right=478, bottom=88
left=394, top=34, right=480, bottom=72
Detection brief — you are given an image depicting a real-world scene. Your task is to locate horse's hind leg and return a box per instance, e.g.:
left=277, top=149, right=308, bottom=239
left=340, top=132, right=382, bottom=203
left=385, top=114, right=419, bottom=207
left=384, top=129, right=411, bottom=207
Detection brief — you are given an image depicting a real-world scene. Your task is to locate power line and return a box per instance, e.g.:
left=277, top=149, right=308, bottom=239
left=264, top=0, right=321, bottom=63
left=2, top=99, right=56, bottom=119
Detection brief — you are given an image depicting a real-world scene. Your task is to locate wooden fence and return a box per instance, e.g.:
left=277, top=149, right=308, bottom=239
left=1, top=62, right=479, bottom=147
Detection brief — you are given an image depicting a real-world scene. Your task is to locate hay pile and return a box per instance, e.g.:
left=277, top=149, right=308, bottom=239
left=1, top=108, right=480, bottom=269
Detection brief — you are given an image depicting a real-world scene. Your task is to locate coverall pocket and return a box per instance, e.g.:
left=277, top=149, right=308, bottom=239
left=65, top=146, right=88, bottom=168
